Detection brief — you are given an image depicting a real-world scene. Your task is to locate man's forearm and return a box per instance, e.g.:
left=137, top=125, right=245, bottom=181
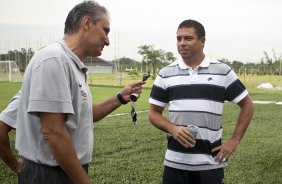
left=93, top=95, right=121, bottom=122
left=0, top=133, right=19, bottom=172
left=231, top=111, right=253, bottom=141
left=149, top=110, right=173, bottom=134
left=0, top=123, right=19, bottom=173
left=231, top=95, right=254, bottom=141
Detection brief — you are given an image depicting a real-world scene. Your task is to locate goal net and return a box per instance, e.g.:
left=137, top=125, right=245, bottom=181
left=0, top=60, right=22, bottom=82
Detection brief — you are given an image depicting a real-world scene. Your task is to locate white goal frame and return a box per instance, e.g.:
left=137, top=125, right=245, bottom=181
left=0, top=60, right=22, bottom=82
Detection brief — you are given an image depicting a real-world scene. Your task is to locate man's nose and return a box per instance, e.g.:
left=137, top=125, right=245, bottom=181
left=105, top=37, right=110, bottom=46
left=178, top=39, right=186, bottom=45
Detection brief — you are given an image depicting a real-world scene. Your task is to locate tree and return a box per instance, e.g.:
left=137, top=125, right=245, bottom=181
left=164, top=51, right=176, bottom=65
left=262, top=49, right=281, bottom=75
left=218, top=58, right=231, bottom=65
left=263, top=51, right=272, bottom=65
left=137, top=45, right=176, bottom=78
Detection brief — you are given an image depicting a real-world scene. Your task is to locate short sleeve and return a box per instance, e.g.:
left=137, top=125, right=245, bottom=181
left=27, top=57, right=74, bottom=114
left=225, top=69, right=248, bottom=103
left=149, top=73, right=169, bottom=107
left=0, top=91, right=21, bottom=129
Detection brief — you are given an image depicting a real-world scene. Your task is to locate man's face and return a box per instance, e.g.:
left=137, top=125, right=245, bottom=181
left=86, top=14, right=110, bottom=57
left=176, top=27, right=205, bottom=60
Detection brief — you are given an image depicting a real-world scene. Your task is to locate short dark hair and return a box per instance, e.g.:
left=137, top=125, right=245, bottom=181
left=64, top=1, right=109, bottom=34
left=178, top=19, right=205, bottom=39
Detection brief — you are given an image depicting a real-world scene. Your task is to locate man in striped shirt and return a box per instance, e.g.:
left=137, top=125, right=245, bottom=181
left=149, top=19, right=254, bottom=184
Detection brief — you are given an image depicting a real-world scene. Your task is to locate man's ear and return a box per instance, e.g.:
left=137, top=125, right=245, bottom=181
left=201, top=37, right=206, bottom=47
left=81, top=16, right=93, bottom=31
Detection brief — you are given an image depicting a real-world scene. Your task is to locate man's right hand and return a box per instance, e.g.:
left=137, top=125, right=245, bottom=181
left=149, top=104, right=196, bottom=148
left=169, top=125, right=196, bottom=148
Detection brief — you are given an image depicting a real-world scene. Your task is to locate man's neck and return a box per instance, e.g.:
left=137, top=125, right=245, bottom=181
left=183, top=53, right=205, bottom=69
left=63, top=35, right=85, bottom=61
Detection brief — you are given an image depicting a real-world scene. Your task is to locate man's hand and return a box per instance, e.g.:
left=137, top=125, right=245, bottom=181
left=14, top=158, right=23, bottom=173
left=93, top=80, right=145, bottom=122
left=212, top=95, right=254, bottom=164
left=169, top=125, right=196, bottom=148
left=211, top=138, right=240, bottom=163
left=119, top=80, right=145, bottom=102
left=149, top=105, right=196, bottom=148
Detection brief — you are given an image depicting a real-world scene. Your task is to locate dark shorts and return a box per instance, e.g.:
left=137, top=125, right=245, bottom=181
left=163, top=166, right=224, bottom=184
left=18, top=159, right=89, bottom=184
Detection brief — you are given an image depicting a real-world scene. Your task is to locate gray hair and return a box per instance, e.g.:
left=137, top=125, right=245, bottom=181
left=64, top=1, right=109, bottom=34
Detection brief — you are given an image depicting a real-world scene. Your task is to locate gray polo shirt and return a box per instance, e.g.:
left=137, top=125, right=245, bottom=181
left=0, top=91, right=21, bottom=129
left=16, top=39, right=93, bottom=166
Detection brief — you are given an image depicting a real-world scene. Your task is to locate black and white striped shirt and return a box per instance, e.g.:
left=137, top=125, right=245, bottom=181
left=149, top=56, right=248, bottom=171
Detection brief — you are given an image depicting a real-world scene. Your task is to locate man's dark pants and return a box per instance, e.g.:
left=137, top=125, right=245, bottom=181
left=163, top=166, right=224, bottom=184
left=18, top=159, right=89, bottom=184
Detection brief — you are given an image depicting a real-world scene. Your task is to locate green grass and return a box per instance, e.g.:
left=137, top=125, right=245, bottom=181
left=0, top=82, right=22, bottom=110
left=239, top=74, right=282, bottom=101
left=87, top=73, right=154, bottom=88
left=0, top=75, right=282, bottom=183
left=90, top=114, right=166, bottom=184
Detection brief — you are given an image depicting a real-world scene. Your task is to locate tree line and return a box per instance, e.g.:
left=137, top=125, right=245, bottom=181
left=219, top=48, right=281, bottom=76
left=137, top=45, right=282, bottom=77
left=0, top=46, right=281, bottom=76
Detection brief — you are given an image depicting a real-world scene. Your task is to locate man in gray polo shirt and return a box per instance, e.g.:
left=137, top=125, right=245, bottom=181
left=16, top=1, right=144, bottom=183
left=0, top=91, right=22, bottom=173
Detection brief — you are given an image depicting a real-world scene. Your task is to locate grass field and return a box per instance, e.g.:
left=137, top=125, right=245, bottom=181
left=0, top=75, right=282, bottom=183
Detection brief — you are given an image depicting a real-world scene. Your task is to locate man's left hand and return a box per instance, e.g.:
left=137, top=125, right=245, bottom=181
left=120, top=80, right=145, bottom=102
left=211, top=138, right=240, bottom=163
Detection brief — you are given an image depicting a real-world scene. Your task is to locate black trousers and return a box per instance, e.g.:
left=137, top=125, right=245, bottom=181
left=163, top=166, right=224, bottom=184
left=18, top=159, right=89, bottom=184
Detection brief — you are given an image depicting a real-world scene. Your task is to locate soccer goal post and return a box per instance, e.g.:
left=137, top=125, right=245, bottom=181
left=0, top=60, right=22, bottom=82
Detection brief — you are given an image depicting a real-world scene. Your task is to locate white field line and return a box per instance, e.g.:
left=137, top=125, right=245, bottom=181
left=107, top=110, right=149, bottom=117
left=253, top=101, right=282, bottom=105
left=107, top=101, right=281, bottom=118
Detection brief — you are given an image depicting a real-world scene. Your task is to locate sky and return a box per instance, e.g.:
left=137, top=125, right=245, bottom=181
left=0, top=0, right=281, bottom=63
